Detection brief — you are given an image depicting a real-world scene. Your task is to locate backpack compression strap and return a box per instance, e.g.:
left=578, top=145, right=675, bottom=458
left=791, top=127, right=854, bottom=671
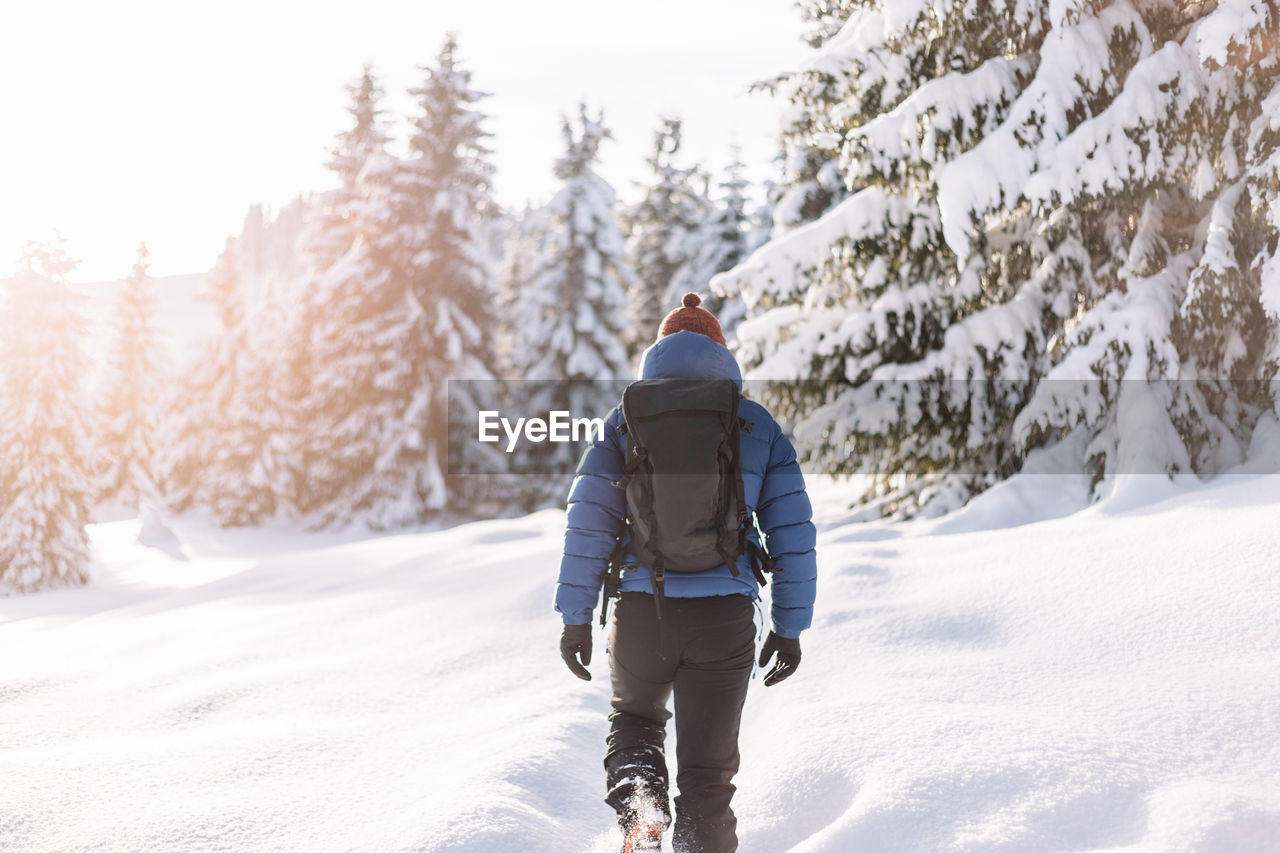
left=714, top=419, right=743, bottom=581
left=745, top=538, right=776, bottom=586
left=648, top=559, right=665, bottom=621
left=598, top=533, right=629, bottom=627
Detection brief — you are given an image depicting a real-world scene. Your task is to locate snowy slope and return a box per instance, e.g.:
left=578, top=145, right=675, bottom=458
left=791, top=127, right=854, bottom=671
left=2, top=476, right=1279, bottom=852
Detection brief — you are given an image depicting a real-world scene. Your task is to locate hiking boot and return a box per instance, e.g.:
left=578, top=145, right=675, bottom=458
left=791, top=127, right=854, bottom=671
left=621, top=820, right=664, bottom=852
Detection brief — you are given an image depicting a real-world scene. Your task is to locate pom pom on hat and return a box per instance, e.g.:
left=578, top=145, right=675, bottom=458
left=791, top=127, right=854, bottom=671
left=658, top=292, right=726, bottom=346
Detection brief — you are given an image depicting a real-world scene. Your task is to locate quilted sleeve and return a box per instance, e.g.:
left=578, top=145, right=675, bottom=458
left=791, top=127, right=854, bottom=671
left=554, top=408, right=627, bottom=625
left=755, top=421, right=817, bottom=638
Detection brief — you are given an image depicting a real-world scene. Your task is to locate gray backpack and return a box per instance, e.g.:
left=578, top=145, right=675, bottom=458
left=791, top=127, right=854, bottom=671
left=601, top=377, right=773, bottom=623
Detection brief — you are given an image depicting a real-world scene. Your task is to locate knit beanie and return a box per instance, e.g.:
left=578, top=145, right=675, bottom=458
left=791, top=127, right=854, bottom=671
left=657, top=292, right=726, bottom=347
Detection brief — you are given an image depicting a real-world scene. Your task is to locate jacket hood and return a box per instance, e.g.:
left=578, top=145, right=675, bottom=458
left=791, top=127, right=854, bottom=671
left=637, top=330, right=743, bottom=390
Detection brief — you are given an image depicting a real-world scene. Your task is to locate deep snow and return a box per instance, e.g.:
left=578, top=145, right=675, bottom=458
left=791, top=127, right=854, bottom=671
left=2, top=474, right=1279, bottom=852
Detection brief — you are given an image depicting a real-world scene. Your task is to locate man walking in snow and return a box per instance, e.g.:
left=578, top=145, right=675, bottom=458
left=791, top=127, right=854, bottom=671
left=555, top=293, right=818, bottom=853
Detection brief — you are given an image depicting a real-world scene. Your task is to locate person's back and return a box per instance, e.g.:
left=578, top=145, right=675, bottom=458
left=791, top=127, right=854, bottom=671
left=555, top=294, right=818, bottom=853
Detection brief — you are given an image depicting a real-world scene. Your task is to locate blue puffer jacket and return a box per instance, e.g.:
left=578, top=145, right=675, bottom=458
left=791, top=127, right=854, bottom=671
left=554, top=331, right=817, bottom=638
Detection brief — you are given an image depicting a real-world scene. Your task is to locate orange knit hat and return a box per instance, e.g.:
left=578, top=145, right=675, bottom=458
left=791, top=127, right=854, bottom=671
left=657, top=292, right=726, bottom=347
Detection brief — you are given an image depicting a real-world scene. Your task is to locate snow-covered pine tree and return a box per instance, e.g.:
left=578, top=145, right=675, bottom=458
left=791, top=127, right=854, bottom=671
left=402, top=33, right=506, bottom=516
left=293, top=212, right=414, bottom=527
left=497, top=204, right=545, bottom=376
left=757, top=2, right=858, bottom=234
left=158, top=239, right=278, bottom=524
left=241, top=297, right=298, bottom=516
left=287, top=67, right=394, bottom=518
left=719, top=1, right=1280, bottom=514
left=748, top=146, right=788, bottom=254
left=302, top=65, right=390, bottom=271
left=505, top=106, right=634, bottom=504
left=241, top=208, right=318, bottom=522
left=490, top=205, right=543, bottom=506
left=0, top=240, right=95, bottom=592
left=625, top=116, right=713, bottom=355
left=97, top=242, right=165, bottom=510
left=281, top=66, right=382, bottom=517
left=677, top=149, right=755, bottom=343
left=305, top=36, right=502, bottom=528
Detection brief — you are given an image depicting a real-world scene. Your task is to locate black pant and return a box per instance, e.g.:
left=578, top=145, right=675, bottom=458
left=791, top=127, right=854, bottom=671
left=604, top=591, right=756, bottom=853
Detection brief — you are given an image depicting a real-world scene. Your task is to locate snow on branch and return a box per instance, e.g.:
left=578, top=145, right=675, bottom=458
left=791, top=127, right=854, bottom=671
left=935, top=4, right=1147, bottom=260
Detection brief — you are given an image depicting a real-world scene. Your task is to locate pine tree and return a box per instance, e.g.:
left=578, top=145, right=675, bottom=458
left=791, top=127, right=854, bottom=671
left=294, top=207, right=417, bottom=527
left=302, top=65, right=390, bottom=270
left=289, top=67, right=394, bottom=519
left=749, top=167, right=786, bottom=254
left=517, top=107, right=633, bottom=380
left=497, top=205, right=541, bottom=374
left=240, top=299, right=296, bottom=518
left=505, top=106, right=634, bottom=504
left=158, top=240, right=278, bottom=524
left=625, top=117, right=713, bottom=354
left=97, top=242, right=165, bottom=510
left=759, top=1, right=858, bottom=233
left=305, top=37, right=502, bottom=528
left=678, top=150, right=754, bottom=342
left=401, top=32, right=505, bottom=517
left=284, top=67, right=388, bottom=520
left=721, top=1, right=1280, bottom=514
left=0, top=239, right=95, bottom=592
left=242, top=200, right=321, bottom=524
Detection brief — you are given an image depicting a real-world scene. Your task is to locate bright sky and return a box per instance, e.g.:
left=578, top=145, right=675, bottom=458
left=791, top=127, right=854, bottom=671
left=0, top=1, right=810, bottom=283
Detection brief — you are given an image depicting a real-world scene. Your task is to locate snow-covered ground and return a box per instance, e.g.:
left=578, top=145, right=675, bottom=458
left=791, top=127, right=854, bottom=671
left=3, top=474, right=1279, bottom=852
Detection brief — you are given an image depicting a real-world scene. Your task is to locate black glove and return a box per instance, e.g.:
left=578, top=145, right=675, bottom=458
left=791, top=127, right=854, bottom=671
left=758, top=631, right=801, bottom=687
left=560, top=623, right=593, bottom=681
